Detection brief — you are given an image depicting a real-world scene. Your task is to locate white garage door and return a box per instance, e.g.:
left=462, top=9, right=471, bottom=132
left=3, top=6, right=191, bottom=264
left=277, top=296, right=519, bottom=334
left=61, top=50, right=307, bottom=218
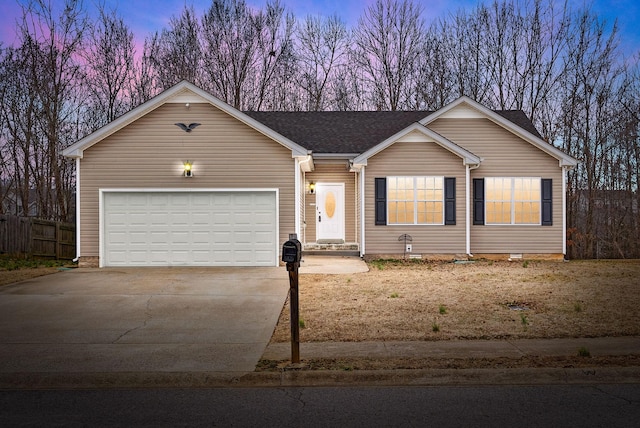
left=103, top=191, right=278, bottom=267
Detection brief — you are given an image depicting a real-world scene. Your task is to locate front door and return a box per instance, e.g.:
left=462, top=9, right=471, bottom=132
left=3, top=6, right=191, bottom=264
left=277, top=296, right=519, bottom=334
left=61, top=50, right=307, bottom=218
left=316, top=183, right=345, bottom=242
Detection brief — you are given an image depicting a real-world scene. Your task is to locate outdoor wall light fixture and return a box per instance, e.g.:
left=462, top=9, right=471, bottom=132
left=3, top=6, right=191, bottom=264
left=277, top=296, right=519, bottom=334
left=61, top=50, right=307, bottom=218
left=309, top=182, right=315, bottom=194
left=183, top=161, right=193, bottom=177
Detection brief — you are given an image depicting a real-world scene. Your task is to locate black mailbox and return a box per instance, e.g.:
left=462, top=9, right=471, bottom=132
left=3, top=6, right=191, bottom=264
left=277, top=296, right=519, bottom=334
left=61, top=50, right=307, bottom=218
left=282, top=239, right=302, bottom=263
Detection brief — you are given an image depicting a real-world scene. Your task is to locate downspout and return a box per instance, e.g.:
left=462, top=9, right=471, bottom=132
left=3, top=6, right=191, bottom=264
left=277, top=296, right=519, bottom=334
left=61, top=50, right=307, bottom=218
left=355, top=171, right=359, bottom=247
left=562, top=166, right=568, bottom=257
left=360, top=166, right=366, bottom=258
left=73, top=157, right=81, bottom=263
left=466, top=163, right=480, bottom=257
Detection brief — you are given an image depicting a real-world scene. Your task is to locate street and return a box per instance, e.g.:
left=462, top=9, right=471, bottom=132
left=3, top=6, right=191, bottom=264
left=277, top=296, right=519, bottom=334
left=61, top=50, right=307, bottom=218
left=2, top=384, right=639, bottom=427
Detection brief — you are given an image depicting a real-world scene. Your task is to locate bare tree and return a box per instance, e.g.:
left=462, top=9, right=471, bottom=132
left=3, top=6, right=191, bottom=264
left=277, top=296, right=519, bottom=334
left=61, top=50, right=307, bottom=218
left=83, top=6, right=137, bottom=129
left=434, top=8, right=492, bottom=105
left=410, top=28, right=456, bottom=110
left=250, top=0, right=296, bottom=111
left=145, top=5, right=202, bottom=90
left=201, top=0, right=260, bottom=109
left=296, top=14, right=348, bottom=110
left=11, top=0, right=88, bottom=222
left=352, top=0, right=425, bottom=110
left=561, top=11, right=623, bottom=258
left=0, top=44, right=38, bottom=216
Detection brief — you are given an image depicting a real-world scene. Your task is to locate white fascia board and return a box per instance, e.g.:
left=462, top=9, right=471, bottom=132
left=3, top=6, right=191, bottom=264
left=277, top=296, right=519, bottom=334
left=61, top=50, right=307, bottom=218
left=352, top=122, right=481, bottom=166
left=312, top=153, right=360, bottom=159
left=420, top=96, right=578, bottom=168
left=62, top=81, right=309, bottom=159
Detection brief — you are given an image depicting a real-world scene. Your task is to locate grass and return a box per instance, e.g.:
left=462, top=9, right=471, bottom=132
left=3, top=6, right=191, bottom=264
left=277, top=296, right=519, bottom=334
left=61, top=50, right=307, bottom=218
left=0, top=257, right=76, bottom=287
left=520, top=313, right=529, bottom=330
left=0, top=257, right=71, bottom=271
left=270, top=259, right=640, bottom=343
left=578, top=347, right=591, bottom=357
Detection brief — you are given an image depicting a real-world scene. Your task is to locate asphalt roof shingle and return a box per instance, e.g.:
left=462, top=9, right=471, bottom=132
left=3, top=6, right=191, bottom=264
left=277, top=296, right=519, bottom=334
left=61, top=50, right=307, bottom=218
left=244, top=109, right=542, bottom=154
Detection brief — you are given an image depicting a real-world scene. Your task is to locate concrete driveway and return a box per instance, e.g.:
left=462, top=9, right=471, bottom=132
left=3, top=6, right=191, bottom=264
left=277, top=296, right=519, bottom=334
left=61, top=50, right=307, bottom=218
left=0, top=267, right=288, bottom=383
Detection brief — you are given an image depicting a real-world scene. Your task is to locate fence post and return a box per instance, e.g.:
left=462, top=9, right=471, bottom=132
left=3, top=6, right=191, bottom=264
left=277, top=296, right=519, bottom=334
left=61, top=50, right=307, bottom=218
left=56, top=222, right=60, bottom=260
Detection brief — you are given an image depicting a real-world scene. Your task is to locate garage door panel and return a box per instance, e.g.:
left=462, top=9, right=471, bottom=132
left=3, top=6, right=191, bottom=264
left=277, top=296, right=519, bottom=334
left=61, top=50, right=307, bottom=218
left=103, top=191, right=277, bottom=267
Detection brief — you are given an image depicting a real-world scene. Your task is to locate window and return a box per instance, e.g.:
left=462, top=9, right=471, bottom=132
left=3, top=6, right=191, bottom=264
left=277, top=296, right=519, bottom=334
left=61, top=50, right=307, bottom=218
left=387, top=176, right=444, bottom=225
left=485, top=177, right=541, bottom=225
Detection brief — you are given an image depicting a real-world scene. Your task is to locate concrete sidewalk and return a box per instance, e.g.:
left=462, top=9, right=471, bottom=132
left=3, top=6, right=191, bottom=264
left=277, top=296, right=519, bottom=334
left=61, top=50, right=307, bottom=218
left=3, top=336, right=637, bottom=389
left=263, top=336, right=640, bottom=360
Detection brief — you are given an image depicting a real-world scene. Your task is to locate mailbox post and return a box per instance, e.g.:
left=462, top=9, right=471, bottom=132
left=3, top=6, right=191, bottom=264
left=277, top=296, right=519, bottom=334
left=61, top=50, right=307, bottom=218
left=282, top=235, right=302, bottom=364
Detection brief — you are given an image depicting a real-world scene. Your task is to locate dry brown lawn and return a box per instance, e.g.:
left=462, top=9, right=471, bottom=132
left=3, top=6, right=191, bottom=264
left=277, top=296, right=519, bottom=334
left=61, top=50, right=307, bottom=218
left=271, top=259, right=640, bottom=343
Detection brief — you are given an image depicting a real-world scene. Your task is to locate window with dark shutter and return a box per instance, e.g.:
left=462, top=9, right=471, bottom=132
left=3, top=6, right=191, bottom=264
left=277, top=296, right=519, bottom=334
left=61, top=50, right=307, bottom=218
left=375, top=177, right=386, bottom=225
left=473, top=178, right=485, bottom=225
left=444, top=177, right=456, bottom=225
left=541, top=178, right=552, bottom=226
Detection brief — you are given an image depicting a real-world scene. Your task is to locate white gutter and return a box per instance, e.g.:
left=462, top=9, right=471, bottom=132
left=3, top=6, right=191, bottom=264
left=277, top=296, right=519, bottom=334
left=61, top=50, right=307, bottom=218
left=73, top=157, right=81, bottom=262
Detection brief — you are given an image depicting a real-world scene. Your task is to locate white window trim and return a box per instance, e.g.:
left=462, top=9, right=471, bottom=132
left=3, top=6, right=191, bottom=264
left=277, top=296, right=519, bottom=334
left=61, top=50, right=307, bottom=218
left=485, top=177, right=542, bottom=226
left=387, top=176, right=445, bottom=226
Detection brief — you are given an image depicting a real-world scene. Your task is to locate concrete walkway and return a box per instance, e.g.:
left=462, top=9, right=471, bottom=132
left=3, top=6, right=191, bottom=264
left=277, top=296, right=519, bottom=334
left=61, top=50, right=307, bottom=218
left=299, top=255, right=369, bottom=274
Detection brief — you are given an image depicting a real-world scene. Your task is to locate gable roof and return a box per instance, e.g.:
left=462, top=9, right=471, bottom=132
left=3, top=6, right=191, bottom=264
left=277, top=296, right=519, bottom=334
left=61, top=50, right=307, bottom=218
left=351, top=122, right=481, bottom=167
left=421, top=96, right=578, bottom=167
left=246, top=108, right=544, bottom=155
left=63, top=81, right=309, bottom=159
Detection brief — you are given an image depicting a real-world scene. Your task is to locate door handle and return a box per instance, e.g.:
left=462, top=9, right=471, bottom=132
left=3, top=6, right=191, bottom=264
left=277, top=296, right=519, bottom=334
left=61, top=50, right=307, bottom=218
left=318, top=214, right=321, bottom=222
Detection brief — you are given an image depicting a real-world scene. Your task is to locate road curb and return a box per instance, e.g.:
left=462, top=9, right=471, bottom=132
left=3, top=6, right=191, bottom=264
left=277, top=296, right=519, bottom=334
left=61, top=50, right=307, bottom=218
left=2, top=367, right=639, bottom=390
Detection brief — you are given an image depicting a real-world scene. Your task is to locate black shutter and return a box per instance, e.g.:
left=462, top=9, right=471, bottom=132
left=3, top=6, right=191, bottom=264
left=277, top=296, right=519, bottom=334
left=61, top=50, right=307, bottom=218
left=473, top=178, right=485, bottom=225
left=444, top=177, right=456, bottom=225
left=541, top=178, right=552, bottom=226
left=375, top=178, right=387, bottom=225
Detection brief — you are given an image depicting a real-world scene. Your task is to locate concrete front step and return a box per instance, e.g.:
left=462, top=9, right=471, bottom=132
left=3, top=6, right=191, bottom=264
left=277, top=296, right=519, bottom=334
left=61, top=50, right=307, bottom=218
left=303, top=242, right=360, bottom=257
left=303, top=250, right=361, bottom=256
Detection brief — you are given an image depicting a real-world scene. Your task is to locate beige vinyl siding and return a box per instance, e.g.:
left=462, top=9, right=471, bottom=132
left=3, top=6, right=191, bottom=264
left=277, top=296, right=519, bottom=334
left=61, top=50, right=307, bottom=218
left=304, top=162, right=357, bottom=243
left=79, top=102, right=295, bottom=259
left=365, top=140, right=467, bottom=254
left=430, top=118, right=564, bottom=253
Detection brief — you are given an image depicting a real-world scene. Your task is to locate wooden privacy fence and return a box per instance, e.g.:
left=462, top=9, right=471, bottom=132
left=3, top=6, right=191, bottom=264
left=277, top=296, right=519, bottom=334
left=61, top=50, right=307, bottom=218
left=0, top=215, right=76, bottom=260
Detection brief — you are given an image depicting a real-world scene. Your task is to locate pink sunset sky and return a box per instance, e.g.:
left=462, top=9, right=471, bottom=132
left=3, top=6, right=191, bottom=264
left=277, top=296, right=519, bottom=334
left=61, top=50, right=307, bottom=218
left=0, top=0, right=638, bottom=56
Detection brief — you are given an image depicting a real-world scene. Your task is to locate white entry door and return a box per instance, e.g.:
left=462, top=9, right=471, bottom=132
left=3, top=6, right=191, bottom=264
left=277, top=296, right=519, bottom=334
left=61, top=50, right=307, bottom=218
left=316, top=183, right=345, bottom=242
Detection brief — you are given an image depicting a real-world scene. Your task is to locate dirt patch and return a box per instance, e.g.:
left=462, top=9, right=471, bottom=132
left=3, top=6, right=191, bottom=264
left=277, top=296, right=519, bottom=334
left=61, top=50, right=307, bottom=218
left=256, top=355, right=640, bottom=372
left=271, top=259, right=640, bottom=342
left=0, top=267, right=61, bottom=287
